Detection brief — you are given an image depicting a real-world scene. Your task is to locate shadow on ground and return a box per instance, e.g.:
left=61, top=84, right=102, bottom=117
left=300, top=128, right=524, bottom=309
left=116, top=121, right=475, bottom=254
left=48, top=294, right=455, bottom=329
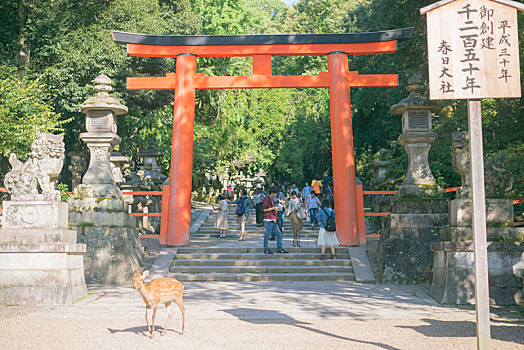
left=397, top=318, right=524, bottom=346
left=107, top=325, right=182, bottom=337
left=223, top=308, right=400, bottom=350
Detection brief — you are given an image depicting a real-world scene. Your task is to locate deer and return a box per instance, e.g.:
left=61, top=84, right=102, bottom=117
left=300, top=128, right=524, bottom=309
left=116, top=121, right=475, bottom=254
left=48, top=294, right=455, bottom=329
left=132, top=269, right=185, bottom=339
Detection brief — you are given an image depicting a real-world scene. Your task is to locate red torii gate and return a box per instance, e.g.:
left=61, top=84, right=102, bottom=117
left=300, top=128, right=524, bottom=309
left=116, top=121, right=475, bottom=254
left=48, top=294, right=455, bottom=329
left=112, top=29, right=413, bottom=246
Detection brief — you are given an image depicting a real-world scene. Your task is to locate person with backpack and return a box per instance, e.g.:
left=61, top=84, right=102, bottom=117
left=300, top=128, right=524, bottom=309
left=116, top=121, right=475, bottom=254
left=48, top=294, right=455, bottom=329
left=229, top=189, right=252, bottom=241
left=226, top=185, right=234, bottom=200
left=311, top=175, right=322, bottom=195
left=317, top=199, right=339, bottom=260
left=252, top=187, right=266, bottom=227
left=322, top=181, right=335, bottom=208
left=308, top=191, right=321, bottom=228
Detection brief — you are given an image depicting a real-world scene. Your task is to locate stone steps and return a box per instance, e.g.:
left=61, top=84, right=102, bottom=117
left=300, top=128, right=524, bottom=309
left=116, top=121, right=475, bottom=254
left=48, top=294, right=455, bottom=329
left=190, top=233, right=319, bottom=238
left=169, top=209, right=353, bottom=282
left=175, top=252, right=350, bottom=260
left=176, top=247, right=347, bottom=254
left=172, top=258, right=351, bottom=266
left=170, top=246, right=353, bottom=282
left=171, top=265, right=351, bottom=274
left=167, top=272, right=354, bottom=282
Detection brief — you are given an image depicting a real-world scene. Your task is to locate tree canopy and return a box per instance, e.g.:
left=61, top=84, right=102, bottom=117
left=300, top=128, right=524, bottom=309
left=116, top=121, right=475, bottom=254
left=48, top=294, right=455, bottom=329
left=0, top=0, right=522, bottom=200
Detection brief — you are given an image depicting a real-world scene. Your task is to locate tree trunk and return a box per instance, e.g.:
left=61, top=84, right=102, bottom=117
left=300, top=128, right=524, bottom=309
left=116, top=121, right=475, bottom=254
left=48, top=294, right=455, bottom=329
left=16, top=1, right=31, bottom=74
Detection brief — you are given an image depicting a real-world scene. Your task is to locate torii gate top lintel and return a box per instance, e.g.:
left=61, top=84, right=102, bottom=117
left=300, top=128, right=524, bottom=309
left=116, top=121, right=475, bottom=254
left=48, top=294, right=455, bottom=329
left=111, top=28, right=413, bottom=247
left=111, top=28, right=413, bottom=57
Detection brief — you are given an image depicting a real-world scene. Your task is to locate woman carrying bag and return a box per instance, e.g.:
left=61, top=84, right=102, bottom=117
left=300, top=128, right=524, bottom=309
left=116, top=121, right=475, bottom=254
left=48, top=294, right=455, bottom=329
left=317, top=200, right=339, bottom=260
left=214, top=194, right=229, bottom=238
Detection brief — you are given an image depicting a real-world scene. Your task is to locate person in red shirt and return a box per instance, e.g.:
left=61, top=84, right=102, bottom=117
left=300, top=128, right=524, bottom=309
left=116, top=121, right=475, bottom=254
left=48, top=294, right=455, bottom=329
left=262, top=188, right=288, bottom=255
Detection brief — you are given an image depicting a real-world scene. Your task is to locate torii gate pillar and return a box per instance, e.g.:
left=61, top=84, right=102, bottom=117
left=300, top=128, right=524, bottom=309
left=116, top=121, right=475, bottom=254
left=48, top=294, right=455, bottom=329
left=166, top=54, right=196, bottom=246
left=328, top=52, right=358, bottom=245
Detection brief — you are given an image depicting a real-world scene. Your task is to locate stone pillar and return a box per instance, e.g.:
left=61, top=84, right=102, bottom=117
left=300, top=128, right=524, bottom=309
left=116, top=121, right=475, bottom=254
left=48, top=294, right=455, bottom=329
left=377, top=75, right=448, bottom=284
left=68, top=74, right=142, bottom=284
left=0, top=133, right=87, bottom=305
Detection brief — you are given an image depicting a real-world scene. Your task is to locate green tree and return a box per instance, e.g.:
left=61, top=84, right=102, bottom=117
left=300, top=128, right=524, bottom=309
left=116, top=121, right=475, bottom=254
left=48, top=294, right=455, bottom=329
left=0, top=64, right=64, bottom=157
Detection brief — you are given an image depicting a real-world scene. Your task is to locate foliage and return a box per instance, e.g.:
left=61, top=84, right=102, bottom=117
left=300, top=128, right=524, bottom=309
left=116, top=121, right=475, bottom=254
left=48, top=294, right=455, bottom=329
left=57, top=183, right=72, bottom=202
left=0, top=64, right=64, bottom=157
left=0, top=0, right=522, bottom=203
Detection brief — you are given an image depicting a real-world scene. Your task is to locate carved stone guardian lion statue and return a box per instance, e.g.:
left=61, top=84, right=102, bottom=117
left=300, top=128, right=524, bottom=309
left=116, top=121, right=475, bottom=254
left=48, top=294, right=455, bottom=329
left=4, top=133, right=65, bottom=201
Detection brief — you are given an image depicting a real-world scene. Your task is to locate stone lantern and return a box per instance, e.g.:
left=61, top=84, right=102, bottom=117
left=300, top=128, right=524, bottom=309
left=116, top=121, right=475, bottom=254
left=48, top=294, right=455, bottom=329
left=79, top=74, right=127, bottom=186
left=68, top=74, right=142, bottom=284
left=110, top=145, right=131, bottom=186
left=137, top=141, right=162, bottom=173
left=390, top=75, right=441, bottom=197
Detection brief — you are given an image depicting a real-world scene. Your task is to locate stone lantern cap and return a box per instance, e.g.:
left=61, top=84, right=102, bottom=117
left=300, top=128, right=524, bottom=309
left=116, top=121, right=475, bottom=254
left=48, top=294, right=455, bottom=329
left=110, top=146, right=130, bottom=165
left=390, top=75, right=441, bottom=115
left=80, top=74, right=128, bottom=115
left=138, top=141, right=161, bottom=158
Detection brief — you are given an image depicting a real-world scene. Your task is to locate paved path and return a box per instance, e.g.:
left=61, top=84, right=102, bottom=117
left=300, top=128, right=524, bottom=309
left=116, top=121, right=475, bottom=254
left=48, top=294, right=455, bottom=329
left=1, top=281, right=522, bottom=349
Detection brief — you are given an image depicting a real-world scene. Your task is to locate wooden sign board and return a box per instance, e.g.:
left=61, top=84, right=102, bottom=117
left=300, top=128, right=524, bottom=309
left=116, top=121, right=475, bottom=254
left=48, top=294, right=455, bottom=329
left=424, top=0, right=521, bottom=100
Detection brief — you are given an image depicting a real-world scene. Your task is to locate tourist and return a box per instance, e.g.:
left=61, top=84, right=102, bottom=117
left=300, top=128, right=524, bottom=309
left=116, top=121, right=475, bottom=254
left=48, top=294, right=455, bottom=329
left=214, top=194, right=229, bottom=238
left=226, top=184, right=234, bottom=200
left=253, top=187, right=266, bottom=227
left=301, top=182, right=311, bottom=220
left=288, top=183, right=299, bottom=200
left=318, top=200, right=339, bottom=260
left=229, top=189, right=252, bottom=241
left=322, top=171, right=332, bottom=190
left=262, top=188, right=288, bottom=255
left=322, top=181, right=335, bottom=208
left=276, top=186, right=286, bottom=233
left=287, top=191, right=303, bottom=247
left=308, top=190, right=321, bottom=228
left=270, top=186, right=285, bottom=240
left=311, top=174, right=322, bottom=196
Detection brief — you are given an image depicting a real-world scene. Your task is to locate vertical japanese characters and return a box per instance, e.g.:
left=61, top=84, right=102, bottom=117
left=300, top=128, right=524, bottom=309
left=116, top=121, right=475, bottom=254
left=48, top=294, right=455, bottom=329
left=425, top=0, right=521, bottom=100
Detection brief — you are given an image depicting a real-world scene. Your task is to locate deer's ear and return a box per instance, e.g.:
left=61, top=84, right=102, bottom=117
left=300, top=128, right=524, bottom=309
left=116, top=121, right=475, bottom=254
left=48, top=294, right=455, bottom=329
left=142, top=270, right=149, bottom=278
left=134, top=269, right=139, bottom=274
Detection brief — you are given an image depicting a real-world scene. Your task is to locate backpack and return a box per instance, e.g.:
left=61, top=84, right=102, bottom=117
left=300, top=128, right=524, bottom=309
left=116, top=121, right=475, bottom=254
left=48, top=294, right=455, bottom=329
left=322, top=208, right=336, bottom=232
left=235, top=197, right=246, bottom=215
left=312, top=180, right=320, bottom=194
left=226, top=187, right=234, bottom=200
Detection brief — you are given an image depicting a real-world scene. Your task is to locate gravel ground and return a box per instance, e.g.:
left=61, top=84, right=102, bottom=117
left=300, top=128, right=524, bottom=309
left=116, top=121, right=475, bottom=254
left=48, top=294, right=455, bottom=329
left=0, top=317, right=522, bottom=350
left=1, top=281, right=523, bottom=349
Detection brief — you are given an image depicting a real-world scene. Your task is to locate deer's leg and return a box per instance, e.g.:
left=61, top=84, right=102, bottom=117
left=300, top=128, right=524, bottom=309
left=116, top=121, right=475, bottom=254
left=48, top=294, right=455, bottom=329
left=175, top=295, right=185, bottom=335
left=145, top=306, right=151, bottom=334
left=151, top=303, right=159, bottom=338
left=162, top=301, right=174, bottom=335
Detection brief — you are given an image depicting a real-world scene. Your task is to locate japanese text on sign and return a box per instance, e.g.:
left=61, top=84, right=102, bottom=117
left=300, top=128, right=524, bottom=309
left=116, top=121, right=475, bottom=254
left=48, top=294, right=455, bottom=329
left=425, top=0, right=521, bottom=100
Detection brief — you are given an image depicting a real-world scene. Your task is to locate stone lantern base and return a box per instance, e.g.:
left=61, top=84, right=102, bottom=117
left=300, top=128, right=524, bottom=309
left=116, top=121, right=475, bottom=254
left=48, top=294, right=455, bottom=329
left=69, top=184, right=143, bottom=284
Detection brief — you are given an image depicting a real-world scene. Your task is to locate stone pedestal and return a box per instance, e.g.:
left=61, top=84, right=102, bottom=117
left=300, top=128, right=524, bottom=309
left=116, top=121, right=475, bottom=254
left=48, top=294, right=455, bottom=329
left=377, top=198, right=448, bottom=283
left=431, top=199, right=524, bottom=305
left=431, top=242, right=524, bottom=305
left=449, top=198, right=514, bottom=227
left=2, top=200, right=68, bottom=229
left=69, top=185, right=143, bottom=284
left=429, top=133, right=523, bottom=304
left=0, top=200, right=87, bottom=305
